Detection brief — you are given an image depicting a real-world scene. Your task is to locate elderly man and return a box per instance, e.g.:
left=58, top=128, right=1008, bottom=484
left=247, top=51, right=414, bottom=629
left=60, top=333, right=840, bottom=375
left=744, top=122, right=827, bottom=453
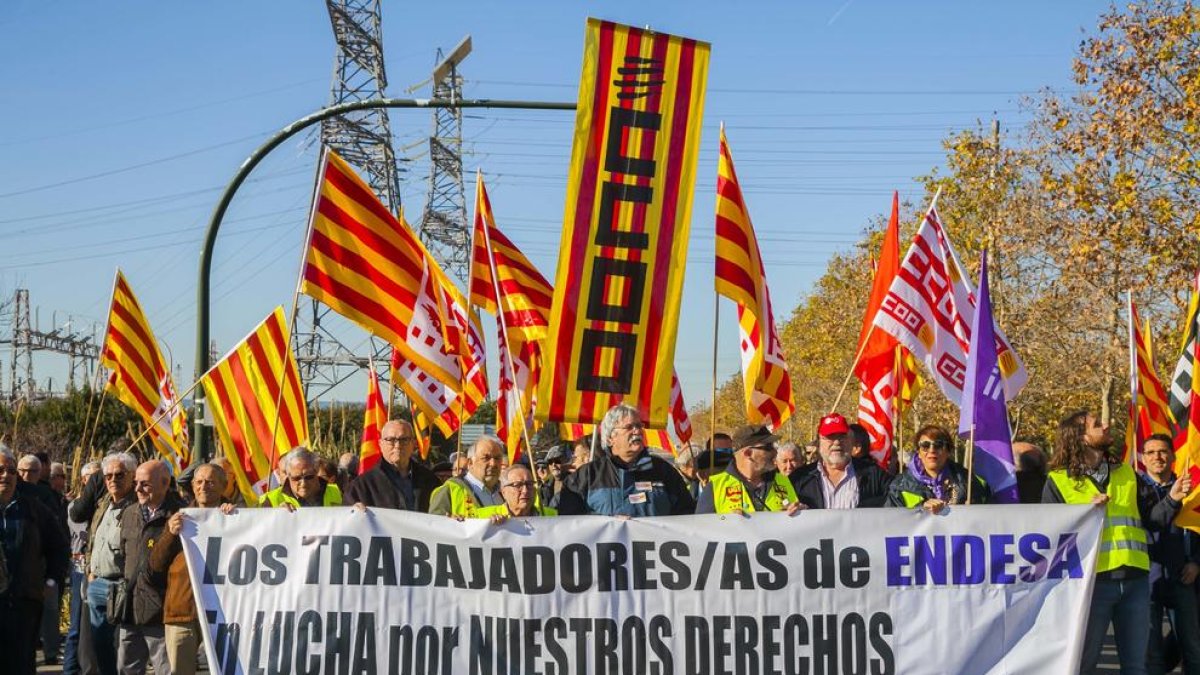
left=0, top=449, right=70, bottom=674
left=429, top=436, right=505, bottom=518
left=538, top=446, right=572, bottom=508
left=76, top=452, right=138, bottom=675
left=337, top=451, right=359, bottom=492
left=570, top=437, right=592, bottom=472
left=696, top=425, right=800, bottom=515
left=1138, top=434, right=1200, bottom=674
left=557, top=404, right=695, bottom=517
left=775, top=443, right=802, bottom=478
left=114, top=460, right=185, bottom=675
left=150, top=463, right=228, bottom=675
left=479, top=464, right=556, bottom=521
left=792, top=413, right=892, bottom=509
left=260, top=448, right=343, bottom=509
left=1044, top=412, right=1187, bottom=675
left=675, top=444, right=703, bottom=500
left=348, top=420, right=441, bottom=511
left=17, top=454, right=70, bottom=667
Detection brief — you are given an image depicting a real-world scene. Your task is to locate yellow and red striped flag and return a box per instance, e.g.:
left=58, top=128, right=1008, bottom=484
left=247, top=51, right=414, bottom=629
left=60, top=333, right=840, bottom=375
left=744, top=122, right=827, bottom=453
left=198, top=307, right=309, bottom=505
left=1123, top=299, right=1173, bottom=467
left=359, top=365, right=386, bottom=473
left=469, top=174, right=554, bottom=341
left=538, top=19, right=710, bottom=428
left=301, top=150, right=486, bottom=436
left=100, top=270, right=189, bottom=472
left=1171, top=276, right=1200, bottom=530
left=714, top=127, right=795, bottom=431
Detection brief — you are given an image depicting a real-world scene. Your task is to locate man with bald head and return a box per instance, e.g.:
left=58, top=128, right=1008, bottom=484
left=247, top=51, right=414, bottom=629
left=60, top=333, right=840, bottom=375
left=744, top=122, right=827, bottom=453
left=348, top=419, right=442, bottom=511
left=117, top=460, right=185, bottom=675
left=429, top=435, right=505, bottom=518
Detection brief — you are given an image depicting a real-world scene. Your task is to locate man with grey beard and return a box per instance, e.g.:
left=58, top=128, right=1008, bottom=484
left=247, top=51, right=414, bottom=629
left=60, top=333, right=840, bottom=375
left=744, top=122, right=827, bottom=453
left=791, top=413, right=892, bottom=509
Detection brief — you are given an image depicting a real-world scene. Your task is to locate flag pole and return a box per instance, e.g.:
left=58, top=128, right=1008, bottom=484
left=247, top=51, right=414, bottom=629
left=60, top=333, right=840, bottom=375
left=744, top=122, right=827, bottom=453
left=267, top=146, right=328, bottom=478
left=123, top=377, right=209, bottom=451
left=1126, top=291, right=1140, bottom=468
left=477, top=172, right=541, bottom=491
left=966, top=425, right=976, bottom=504
left=709, top=286, right=720, bottom=485
left=829, top=186, right=943, bottom=414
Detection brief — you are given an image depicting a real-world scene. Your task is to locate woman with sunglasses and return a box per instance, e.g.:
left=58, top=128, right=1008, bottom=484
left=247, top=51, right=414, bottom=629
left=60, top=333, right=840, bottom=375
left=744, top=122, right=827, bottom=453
left=886, top=425, right=990, bottom=513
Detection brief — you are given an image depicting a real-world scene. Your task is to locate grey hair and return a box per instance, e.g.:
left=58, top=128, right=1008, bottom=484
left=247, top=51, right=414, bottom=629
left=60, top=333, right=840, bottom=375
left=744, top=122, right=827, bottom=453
left=81, top=461, right=102, bottom=479
left=675, top=443, right=703, bottom=467
left=17, top=454, right=42, bottom=472
left=499, top=463, right=532, bottom=486
left=467, top=435, right=503, bottom=459
left=102, top=452, right=137, bottom=474
left=282, top=447, right=317, bottom=473
left=776, top=442, right=800, bottom=458
left=0, top=448, right=14, bottom=468
left=600, top=403, right=641, bottom=444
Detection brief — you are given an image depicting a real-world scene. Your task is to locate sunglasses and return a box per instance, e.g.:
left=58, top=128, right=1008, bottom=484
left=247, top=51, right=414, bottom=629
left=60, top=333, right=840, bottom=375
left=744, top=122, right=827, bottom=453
left=917, top=440, right=950, bottom=452
left=289, top=474, right=317, bottom=482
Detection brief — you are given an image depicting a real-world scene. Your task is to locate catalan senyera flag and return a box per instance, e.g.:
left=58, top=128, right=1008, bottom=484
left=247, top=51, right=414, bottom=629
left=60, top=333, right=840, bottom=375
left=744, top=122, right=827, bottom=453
left=856, top=193, right=904, bottom=468
left=470, top=174, right=554, bottom=342
left=873, top=204, right=1027, bottom=408
left=100, top=270, right=189, bottom=473
left=359, top=366, right=386, bottom=473
left=714, top=127, right=795, bottom=431
left=1123, top=299, right=1173, bottom=466
left=538, top=19, right=709, bottom=428
left=301, top=150, right=486, bottom=436
left=198, top=307, right=309, bottom=505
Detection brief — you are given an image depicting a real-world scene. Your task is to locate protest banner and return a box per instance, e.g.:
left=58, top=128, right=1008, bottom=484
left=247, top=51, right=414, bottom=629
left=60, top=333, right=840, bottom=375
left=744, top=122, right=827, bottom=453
left=183, top=505, right=1101, bottom=675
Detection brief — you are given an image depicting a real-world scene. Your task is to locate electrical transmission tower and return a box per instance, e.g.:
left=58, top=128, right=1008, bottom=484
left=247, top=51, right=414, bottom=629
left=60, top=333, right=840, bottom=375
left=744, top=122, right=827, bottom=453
left=416, top=38, right=472, bottom=284
left=1, top=289, right=100, bottom=402
left=295, top=0, right=406, bottom=403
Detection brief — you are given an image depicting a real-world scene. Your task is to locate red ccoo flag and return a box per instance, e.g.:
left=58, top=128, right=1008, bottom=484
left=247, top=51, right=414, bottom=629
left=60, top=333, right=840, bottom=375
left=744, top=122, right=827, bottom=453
left=855, top=193, right=903, bottom=467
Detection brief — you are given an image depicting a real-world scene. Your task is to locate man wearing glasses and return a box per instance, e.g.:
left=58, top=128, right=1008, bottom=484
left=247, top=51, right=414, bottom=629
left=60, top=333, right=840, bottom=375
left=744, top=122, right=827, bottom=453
left=696, top=424, right=801, bottom=515
left=478, top=464, right=556, bottom=521
left=260, top=448, right=344, bottom=510
left=348, top=420, right=442, bottom=511
left=557, top=404, right=695, bottom=517
left=791, top=413, right=892, bottom=509
left=430, top=436, right=506, bottom=519
left=114, top=460, right=185, bottom=675
left=0, top=448, right=70, bottom=674
left=77, top=451, right=138, bottom=675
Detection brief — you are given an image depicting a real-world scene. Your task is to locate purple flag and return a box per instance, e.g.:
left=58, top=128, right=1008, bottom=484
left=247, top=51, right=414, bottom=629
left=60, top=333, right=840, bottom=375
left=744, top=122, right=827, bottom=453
left=957, top=251, right=1017, bottom=503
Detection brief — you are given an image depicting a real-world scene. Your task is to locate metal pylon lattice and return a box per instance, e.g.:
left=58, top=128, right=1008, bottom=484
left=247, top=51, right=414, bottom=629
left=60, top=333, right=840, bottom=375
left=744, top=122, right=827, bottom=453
left=418, top=47, right=470, bottom=285
left=297, top=0, right=405, bottom=404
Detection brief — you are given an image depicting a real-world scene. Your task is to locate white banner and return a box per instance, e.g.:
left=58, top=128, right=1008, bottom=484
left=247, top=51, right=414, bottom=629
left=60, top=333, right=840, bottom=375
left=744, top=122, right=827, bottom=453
left=182, top=504, right=1102, bottom=675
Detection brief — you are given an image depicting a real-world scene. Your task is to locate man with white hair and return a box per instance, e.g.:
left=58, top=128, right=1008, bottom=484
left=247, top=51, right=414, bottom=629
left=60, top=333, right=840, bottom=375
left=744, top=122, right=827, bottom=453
left=557, top=404, right=695, bottom=517
left=259, top=448, right=343, bottom=509
left=78, top=451, right=138, bottom=675
left=675, top=443, right=703, bottom=500
left=791, top=413, right=892, bottom=509
left=429, top=436, right=505, bottom=518
left=478, top=464, right=557, bottom=521
left=0, top=448, right=70, bottom=673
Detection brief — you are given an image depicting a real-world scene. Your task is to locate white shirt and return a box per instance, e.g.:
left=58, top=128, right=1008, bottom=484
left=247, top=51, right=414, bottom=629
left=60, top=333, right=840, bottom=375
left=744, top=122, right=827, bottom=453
left=818, top=461, right=859, bottom=510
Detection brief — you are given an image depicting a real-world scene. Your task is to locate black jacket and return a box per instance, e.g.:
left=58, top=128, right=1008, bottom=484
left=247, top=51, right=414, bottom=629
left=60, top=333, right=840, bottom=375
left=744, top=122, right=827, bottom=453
left=790, top=457, right=893, bottom=509
left=119, top=492, right=187, bottom=626
left=0, top=487, right=70, bottom=603
left=1141, top=474, right=1200, bottom=581
left=346, top=460, right=442, bottom=511
left=557, top=446, right=695, bottom=517
left=887, top=460, right=991, bottom=507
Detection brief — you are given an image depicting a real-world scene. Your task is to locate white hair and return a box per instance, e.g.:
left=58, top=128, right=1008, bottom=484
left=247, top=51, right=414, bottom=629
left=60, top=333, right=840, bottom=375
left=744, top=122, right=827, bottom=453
left=0, top=448, right=14, bottom=467
left=467, top=435, right=503, bottom=460
left=17, top=454, right=42, bottom=472
left=282, top=447, right=317, bottom=473
left=499, top=463, right=532, bottom=487
left=102, top=452, right=137, bottom=474
left=600, top=403, right=640, bottom=445
left=81, top=461, right=102, bottom=479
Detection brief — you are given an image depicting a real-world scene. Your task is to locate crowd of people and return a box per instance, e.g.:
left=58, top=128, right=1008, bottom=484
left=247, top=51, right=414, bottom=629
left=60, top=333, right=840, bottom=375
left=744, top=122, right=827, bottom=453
left=0, top=403, right=1195, bottom=674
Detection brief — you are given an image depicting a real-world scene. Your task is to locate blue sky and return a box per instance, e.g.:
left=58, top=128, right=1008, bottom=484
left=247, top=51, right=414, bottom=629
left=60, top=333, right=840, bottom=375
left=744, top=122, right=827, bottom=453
left=0, top=1, right=1105, bottom=416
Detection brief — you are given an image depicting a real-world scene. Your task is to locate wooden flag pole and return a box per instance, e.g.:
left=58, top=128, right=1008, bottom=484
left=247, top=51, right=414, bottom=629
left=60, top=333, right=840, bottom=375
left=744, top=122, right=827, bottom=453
left=124, top=377, right=208, bottom=451
left=709, top=289, right=720, bottom=485
left=966, top=426, right=976, bottom=505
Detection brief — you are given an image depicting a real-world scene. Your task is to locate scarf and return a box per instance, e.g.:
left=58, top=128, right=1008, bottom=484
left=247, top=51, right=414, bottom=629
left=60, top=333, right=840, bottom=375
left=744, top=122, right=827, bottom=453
left=908, top=452, right=953, bottom=501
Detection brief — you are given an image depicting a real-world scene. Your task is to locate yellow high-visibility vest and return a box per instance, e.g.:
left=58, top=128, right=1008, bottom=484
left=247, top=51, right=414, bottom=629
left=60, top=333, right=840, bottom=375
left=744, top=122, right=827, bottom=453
left=1048, top=463, right=1149, bottom=573
left=709, top=470, right=796, bottom=514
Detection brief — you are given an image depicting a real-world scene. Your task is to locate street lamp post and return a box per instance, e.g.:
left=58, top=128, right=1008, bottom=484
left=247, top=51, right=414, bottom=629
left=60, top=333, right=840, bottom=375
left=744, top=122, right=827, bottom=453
left=192, top=97, right=576, bottom=460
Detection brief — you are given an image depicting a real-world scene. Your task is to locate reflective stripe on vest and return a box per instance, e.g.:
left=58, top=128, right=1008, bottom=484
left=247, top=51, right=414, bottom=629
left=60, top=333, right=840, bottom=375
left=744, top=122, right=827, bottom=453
left=709, top=471, right=797, bottom=514
left=1047, top=464, right=1149, bottom=572
left=432, top=479, right=479, bottom=518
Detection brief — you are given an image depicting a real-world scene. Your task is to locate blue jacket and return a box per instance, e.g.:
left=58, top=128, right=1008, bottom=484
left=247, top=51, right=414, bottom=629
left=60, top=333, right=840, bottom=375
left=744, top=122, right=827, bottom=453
left=557, top=446, right=695, bottom=517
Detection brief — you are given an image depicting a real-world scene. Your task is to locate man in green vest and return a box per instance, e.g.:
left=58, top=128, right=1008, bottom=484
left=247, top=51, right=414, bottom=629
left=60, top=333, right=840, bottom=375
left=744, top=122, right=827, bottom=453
left=1042, top=410, right=1189, bottom=675
left=695, top=424, right=802, bottom=516
left=259, top=448, right=344, bottom=510
left=477, top=464, right=556, bottom=523
left=429, top=436, right=505, bottom=519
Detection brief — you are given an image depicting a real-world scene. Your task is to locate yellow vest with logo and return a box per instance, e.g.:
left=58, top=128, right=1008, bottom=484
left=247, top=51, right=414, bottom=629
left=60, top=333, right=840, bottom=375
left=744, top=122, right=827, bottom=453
left=259, top=483, right=343, bottom=508
left=1047, top=463, right=1149, bottom=573
left=710, top=471, right=797, bottom=514
left=475, top=503, right=557, bottom=518
left=430, top=478, right=480, bottom=518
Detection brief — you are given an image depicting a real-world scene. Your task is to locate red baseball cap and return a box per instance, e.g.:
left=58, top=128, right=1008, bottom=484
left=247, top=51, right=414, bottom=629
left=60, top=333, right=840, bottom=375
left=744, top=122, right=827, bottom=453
left=818, top=413, right=850, bottom=437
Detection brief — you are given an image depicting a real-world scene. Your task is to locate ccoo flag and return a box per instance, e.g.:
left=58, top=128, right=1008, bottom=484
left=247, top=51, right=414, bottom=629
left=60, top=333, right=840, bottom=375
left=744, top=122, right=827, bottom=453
left=714, top=127, right=794, bottom=431
left=538, top=19, right=709, bottom=427
left=873, top=204, right=1027, bottom=408
left=100, top=270, right=189, bottom=473
left=856, top=193, right=904, bottom=468
left=198, top=307, right=309, bottom=505
left=957, top=252, right=1016, bottom=503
